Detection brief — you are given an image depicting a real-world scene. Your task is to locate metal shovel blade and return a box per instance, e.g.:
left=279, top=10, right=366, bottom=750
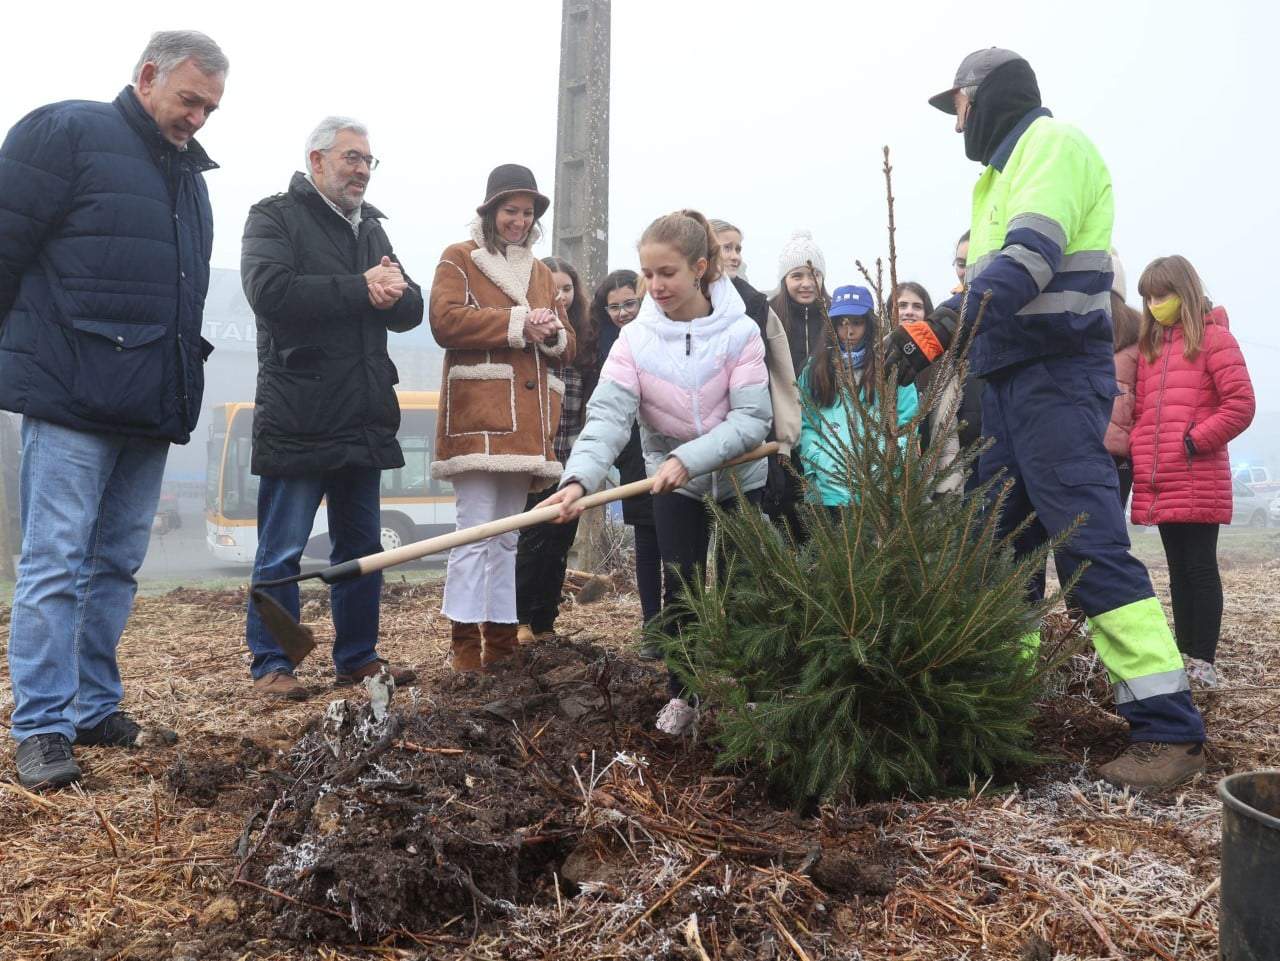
left=250, top=588, right=318, bottom=666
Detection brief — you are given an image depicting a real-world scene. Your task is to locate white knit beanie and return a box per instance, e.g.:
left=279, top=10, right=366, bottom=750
left=1110, top=246, right=1127, bottom=301
left=777, top=230, right=827, bottom=284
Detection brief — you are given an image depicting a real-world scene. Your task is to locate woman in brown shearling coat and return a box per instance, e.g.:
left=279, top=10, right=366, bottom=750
left=429, top=164, right=575, bottom=673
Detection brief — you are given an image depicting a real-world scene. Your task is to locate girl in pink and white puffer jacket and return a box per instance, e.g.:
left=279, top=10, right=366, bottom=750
left=560, top=273, right=772, bottom=503
left=549, top=210, right=772, bottom=736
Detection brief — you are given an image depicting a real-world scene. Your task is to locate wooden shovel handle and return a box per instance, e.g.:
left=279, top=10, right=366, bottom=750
left=328, top=442, right=779, bottom=582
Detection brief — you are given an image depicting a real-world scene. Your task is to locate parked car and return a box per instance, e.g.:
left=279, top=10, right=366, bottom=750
left=1233, top=465, right=1280, bottom=497
left=1232, top=480, right=1270, bottom=528
left=152, top=491, right=182, bottom=536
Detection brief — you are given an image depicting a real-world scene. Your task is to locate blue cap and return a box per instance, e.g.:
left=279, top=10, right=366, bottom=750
left=829, top=284, right=875, bottom=318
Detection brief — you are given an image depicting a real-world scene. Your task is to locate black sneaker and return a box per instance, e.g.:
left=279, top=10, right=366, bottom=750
left=74, top=711, right=177, bottom=748
left=16, top=733, right=82, bottom=790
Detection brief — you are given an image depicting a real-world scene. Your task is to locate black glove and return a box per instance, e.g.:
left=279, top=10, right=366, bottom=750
left=762, top=452, right=801, bottom=518
left=1184, top=433, right=1197, bottom=459
left=883, top=307, right=957, bottom=386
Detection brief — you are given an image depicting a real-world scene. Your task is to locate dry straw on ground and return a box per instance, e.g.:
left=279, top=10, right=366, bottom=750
left=2, top=542, right=1278, bottom=960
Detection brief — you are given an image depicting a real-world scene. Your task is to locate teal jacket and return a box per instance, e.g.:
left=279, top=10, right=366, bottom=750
left=796, top=363, right=918, bottom=507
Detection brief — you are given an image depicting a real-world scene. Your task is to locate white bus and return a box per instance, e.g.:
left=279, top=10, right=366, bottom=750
left=204, top=391, right=456, bottom=564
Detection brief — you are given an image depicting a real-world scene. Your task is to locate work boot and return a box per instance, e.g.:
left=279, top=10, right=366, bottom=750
left=481, top=622, right=522, bottom=673
left=75, top=711, right=177, bottom=748
left=16, top=733, right=82, bottom=791
left=517, top=624, right=535, bottom=645
left=335, top=659, right=417, bottom=687
left=450, top=621, right=483, bottom=673
left=1098, top=741, right=1206, bottom=791
left=253, top=671, right=310, bottom=702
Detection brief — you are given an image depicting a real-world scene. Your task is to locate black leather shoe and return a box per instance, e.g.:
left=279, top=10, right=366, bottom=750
left=75, top=711, right=177, bottom=748
left=16, top=733, right=82, bottom=790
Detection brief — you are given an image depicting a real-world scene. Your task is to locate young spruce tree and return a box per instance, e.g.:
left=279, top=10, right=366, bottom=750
left=662, top=280, right=1080, bottom=804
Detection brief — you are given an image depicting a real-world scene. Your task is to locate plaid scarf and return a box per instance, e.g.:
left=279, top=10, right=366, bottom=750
left=553, top=366, right=585, bottom=464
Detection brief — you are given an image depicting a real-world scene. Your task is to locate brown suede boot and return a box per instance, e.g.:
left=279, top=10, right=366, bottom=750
left=482, top=622, right=521, bottom=673
left=450, top=622, right=483, bottom=673
left=1097, top=741, right=1206, bottom=791
left=334, top=659, right=418, bottom=687
left=253, top=671, right=310, bottom=702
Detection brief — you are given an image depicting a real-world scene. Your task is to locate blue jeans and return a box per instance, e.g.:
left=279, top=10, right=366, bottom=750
left=7, top=417, right=168, bottom=743
left=245, top=468, right=383, bottom=679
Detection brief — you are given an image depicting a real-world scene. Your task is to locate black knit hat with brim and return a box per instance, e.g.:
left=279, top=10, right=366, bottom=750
left=476, top=164, right=550, bottom=219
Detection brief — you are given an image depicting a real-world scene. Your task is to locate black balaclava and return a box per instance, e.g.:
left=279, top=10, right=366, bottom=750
left=964, top=58, right=1041, bottom=165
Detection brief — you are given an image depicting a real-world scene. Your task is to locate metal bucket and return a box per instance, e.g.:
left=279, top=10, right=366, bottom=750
left=1219, top=770, right=1280, bottom=960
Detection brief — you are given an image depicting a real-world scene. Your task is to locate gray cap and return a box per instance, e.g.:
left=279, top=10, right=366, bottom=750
left=928, top=47, right=1023, bottom=114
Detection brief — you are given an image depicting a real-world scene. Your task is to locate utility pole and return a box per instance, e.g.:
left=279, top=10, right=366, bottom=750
left=554, top=0, right=612, bottom=571
left=552, top=0, right=610, bottom=293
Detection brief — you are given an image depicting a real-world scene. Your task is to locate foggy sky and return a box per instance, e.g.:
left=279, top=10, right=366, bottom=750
left=3, top=0, right=1277, bottom=434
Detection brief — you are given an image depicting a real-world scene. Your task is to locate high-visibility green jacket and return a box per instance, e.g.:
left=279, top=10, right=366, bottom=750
left=943, top=108, right=1115, bottom=376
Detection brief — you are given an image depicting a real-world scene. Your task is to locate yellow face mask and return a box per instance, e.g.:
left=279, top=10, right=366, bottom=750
left=1149, top=295, right=1183, bottom=327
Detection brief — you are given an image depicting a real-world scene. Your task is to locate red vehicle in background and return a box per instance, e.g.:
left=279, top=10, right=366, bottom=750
left=152, top=491, right=182, bottom=537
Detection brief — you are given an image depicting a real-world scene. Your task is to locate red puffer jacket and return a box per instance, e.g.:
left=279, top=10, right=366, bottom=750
left=1104, top=343, right=1140, bottom=458
left=1130, top=307, right=1255, bottom=525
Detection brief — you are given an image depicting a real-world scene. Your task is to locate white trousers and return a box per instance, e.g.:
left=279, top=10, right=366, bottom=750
left=442, top=471, right=532, bottom=624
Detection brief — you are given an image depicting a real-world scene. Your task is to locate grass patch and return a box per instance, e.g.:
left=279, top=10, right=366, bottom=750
left=1128, top=525, right=1280, bottom=569
left=0, top=565, right=445, bottom=609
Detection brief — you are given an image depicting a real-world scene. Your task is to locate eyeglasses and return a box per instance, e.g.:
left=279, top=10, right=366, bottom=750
left=605, top=299, right=641, bottom=314
left=337, top=150, right=380, bottom=170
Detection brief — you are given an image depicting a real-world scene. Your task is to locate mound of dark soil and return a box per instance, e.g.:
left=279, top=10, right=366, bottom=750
left=241, top=636, right=667, bottom=943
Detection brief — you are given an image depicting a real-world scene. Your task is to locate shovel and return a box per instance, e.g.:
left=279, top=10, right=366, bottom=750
left=251, top=442, right=780, bottom=663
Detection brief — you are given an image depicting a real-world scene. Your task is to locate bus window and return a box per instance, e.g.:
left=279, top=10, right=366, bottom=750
left=385, top=408, right=431, bottom=496
left=425, top=411, right=453, bottom=497
left=205, top=418, right=226, bottom=513
left=221, top=409, right=258, bottom=520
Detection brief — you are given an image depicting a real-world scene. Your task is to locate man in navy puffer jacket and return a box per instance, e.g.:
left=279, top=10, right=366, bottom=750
left=0, top=30, right=228, bottom=790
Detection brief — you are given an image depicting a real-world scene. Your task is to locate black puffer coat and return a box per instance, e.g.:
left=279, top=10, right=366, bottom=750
left=0, top=88, right=217, bottom=442
left=241, top=173, right=423, bottom=476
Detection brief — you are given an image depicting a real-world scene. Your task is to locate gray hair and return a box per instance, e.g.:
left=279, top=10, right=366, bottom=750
left=305, top=116, right=369, bottom=169
left=131, top=30, right=228, bottom=83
